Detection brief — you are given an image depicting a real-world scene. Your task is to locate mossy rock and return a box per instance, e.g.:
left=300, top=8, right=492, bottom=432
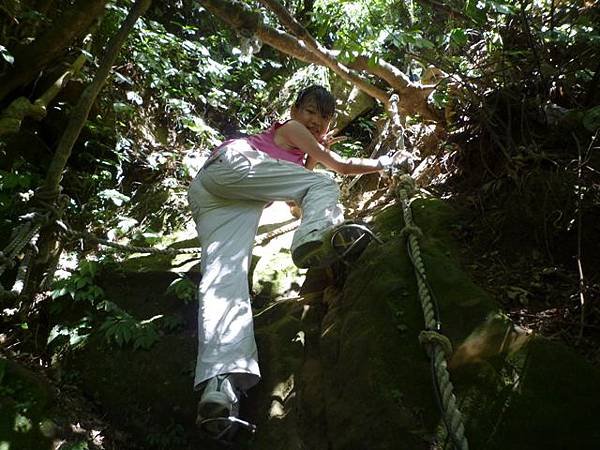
left=52, top=270, right=211, bottom=449
left=318, top=196, right=600, bottom=449
left=0, top=358, right=55, bottom=450
left=249, top=297, right=329, bottom=449
left=46, top=195, right=600, bottom=450
left=251, top=249, right=304, bottom=303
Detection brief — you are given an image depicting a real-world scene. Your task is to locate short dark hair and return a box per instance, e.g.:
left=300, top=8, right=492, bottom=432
left=294, top=85, right=336, bottom=119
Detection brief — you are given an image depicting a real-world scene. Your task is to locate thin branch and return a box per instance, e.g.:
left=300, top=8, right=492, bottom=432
left=572, top=132, right=587, bottom=343
left=256, top=0, right=390, bottom=106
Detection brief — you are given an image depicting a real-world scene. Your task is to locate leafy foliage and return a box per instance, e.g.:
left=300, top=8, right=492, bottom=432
left=49, top=259, right=165, bottom=351
left=145, top=421, right=187, bottom=449
left=100, top=312, right=161, bottom=350
left=166, top=276, right=196, bottom=304
left=51, top=261, right=104, bottom=304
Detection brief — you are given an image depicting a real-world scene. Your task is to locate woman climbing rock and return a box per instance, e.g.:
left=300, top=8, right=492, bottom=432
left=187, top=85, right=404, bottom=440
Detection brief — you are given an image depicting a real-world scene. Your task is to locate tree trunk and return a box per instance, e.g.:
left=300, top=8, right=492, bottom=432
left=0, top=0, right=107, bottom=104
left=23, top=0, right=152, bottom=314
left=0, top=52, right=88, bottom=136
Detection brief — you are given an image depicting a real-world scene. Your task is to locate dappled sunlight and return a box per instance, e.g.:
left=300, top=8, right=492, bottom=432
left=268, top=374, right=295, bottom=420
left=0, top=0, right=597, bottom=447
left=300, top=304, right=311, bottom=321
left=292, top=331, right=305, bottom=347
left=450, top=314, right=532, bottom=368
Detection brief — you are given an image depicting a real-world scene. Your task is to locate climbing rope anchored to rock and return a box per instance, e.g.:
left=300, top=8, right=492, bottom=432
left=394, top=173, right=469, bottom=450
left=383, top=91, right=468, bottom=450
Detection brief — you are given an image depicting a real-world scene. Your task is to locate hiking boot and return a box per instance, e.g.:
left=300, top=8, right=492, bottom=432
left=292, top=221, right=378, bottom=269
left=196, top=374, right=240, bottom=438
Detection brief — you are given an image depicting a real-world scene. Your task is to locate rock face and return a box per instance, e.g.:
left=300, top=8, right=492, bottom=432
left=0, top=358, right=54, bottom=450
left=23, top=198, right=600, bottom=449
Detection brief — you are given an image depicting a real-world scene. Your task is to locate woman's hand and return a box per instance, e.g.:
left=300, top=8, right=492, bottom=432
left=319, top=128, right=347, bottom=149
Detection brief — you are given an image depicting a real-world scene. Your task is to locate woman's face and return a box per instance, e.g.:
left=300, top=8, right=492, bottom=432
left=291, top=99, right=332, bottom=142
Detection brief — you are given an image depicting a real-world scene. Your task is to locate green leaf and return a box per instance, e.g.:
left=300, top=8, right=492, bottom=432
left=182, top=116, right=213, bottom=134
left=75, top=277, right=89, bottom=289
left=0, top=45, right=14, bottom=64
left=465, top=0, right=487, bottom=24
left=98, top=189, right=130, bottom=206
left=414, top=37, right=435, bottom=49
left=449, top=28, right=468, bottom=47
left=583, top=106, right=600, bottom=132
left=59, top=440, right=89, bottom=450
left=51, top=287, right=68, bottom=299
left=113, top=102, right=135, bottom=115
left=489, top=1, right=516, bottom=15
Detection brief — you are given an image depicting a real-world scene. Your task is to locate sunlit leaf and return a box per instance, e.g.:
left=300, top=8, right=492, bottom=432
left=126, top=91, right=144, bottom=105
left=98, top=189, right=130, bottom=206
left=0, top=45, right=14, bottom=64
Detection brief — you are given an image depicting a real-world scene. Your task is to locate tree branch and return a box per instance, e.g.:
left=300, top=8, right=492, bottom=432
left=256, top=0, right=389, bottom=105
left=198, top=0, right=439, bottom=120
left=0, top=0, right=107, bottom=104
left=0, top=51, right=89, bottom=136
left=348, top=56, right=437, bottom=119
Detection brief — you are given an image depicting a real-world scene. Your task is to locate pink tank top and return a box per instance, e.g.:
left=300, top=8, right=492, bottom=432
left=244, top=121, right=306, bottom=166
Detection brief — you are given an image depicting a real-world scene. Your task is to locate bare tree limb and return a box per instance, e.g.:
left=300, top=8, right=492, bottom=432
left=198, top=0, right=439, bottom=120
left=256, top=0, right=389, bottom=105
left=349, top=56, right=437, bottom=119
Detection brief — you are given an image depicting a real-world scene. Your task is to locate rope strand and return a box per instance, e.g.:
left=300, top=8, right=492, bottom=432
left=396, top=176, right=469, bottom=450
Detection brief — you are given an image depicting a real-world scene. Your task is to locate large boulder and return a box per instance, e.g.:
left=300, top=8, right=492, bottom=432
left=49, top=197, right=600, bottom=449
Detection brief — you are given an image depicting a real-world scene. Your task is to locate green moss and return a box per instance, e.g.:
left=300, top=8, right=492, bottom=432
left=252, top=250, right=303, bottom=302
left=318, top=195, right=600, bottom=449
left=485, top=337, right=600, bottom=450
left=0, top=359, right=54, bottom=450
left=47, top=194, right=600, bottom=450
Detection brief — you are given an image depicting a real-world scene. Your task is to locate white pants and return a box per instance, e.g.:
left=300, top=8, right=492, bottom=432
left=188, top=139, right=344, bottom=391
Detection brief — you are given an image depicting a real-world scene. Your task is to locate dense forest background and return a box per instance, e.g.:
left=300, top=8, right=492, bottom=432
left=1, top=0, right=599, bottom=449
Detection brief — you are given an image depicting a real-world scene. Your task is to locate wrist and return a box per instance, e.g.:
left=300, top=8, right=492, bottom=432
left=376, top=155, right=391, bottom=170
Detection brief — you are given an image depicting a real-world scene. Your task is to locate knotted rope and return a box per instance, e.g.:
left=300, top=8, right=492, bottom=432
left=395, top=174, right=469, bottom=450
left=0, top=220, right=43, bottom=279
left=1, top=200, right=302, bottom=302
left=62, top=229, right=201, bottom=256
